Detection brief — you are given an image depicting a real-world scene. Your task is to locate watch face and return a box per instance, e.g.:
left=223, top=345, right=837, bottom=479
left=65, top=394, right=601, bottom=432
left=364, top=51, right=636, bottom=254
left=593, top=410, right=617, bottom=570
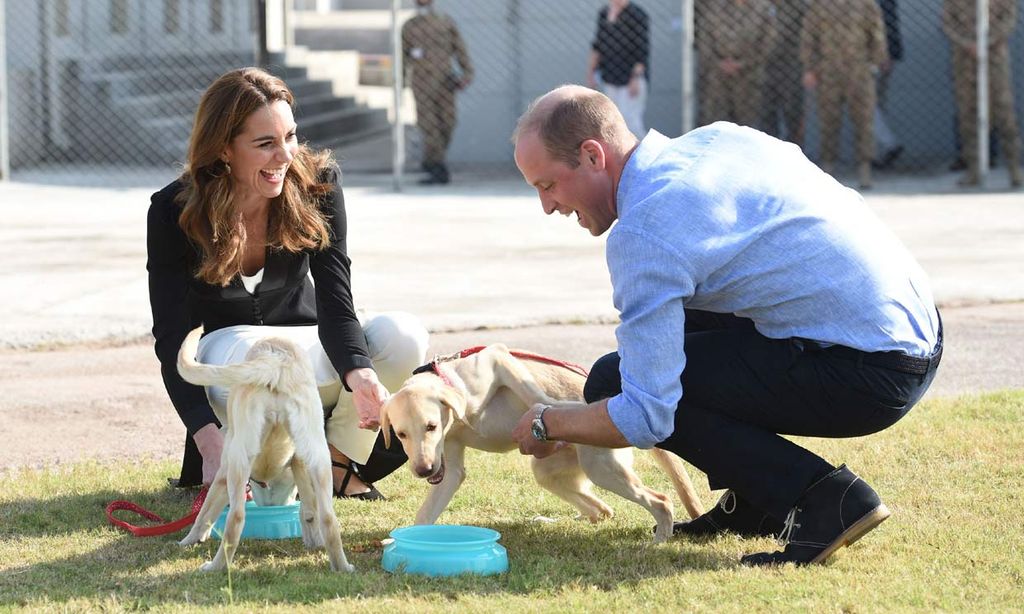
left=531, top=418, right=546, bottom=441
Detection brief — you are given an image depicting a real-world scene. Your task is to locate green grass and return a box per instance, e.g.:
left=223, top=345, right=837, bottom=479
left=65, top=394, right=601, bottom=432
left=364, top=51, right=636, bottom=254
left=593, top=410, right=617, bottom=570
left=2, top=391, right=1022, bottom=613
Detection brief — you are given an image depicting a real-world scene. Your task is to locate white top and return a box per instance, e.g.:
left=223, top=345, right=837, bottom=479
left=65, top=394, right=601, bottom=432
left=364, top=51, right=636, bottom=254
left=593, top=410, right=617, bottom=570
left=240, top=268, right=264, bottom=294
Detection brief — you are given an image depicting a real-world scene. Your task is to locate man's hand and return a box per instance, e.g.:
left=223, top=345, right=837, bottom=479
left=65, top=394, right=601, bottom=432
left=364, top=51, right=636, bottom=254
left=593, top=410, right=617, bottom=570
left=628, top=75, right=642, bottom=98
left=511, top=403, right=569, bottom=459
left=346, top=367, right=390, bottom=430
left=193, top=423, right=224, bottom=486
left=802, top=70, right=818, bottom=90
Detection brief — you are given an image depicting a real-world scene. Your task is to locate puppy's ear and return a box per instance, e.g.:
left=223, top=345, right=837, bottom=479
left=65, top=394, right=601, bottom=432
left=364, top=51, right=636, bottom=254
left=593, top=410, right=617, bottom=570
left=439, top=386, right=468, bottom=424
left=380, top=402, right=393, bottom=449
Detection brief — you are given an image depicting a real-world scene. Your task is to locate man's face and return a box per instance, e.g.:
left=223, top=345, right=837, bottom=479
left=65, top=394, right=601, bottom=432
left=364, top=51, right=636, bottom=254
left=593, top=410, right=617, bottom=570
left=514, top=131, right=617, bottom=237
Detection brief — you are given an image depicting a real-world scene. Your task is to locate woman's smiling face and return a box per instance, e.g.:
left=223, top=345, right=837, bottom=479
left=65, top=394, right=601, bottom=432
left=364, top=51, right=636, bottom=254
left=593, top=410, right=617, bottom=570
left=222, top=99, right=298, bottom=205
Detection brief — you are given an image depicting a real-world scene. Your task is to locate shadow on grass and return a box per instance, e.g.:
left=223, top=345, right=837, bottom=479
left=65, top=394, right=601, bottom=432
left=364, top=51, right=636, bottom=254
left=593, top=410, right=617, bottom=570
left=0, top=484, right=739, bottom=606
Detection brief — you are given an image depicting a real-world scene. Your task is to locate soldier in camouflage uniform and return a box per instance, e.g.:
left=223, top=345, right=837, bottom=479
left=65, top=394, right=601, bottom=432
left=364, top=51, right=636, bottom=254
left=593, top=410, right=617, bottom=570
left=761, top=0, right=807, bottom=147
left=402, top=0, right=474, bottom=185
left=801, top=0, right=887, bottom=189
left=943, top=0, right=1021, bottom=187
left=697, top=0, right=776, bottom=129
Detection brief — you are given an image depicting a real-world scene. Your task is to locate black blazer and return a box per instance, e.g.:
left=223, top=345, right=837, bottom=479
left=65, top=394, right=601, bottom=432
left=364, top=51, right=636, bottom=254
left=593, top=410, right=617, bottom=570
left=146, top=167, right=371, bottom=434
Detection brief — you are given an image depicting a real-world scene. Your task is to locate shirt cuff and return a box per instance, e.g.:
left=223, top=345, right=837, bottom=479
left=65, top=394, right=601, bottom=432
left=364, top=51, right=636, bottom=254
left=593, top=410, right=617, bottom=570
left=606, top=394, right=659, bottom=449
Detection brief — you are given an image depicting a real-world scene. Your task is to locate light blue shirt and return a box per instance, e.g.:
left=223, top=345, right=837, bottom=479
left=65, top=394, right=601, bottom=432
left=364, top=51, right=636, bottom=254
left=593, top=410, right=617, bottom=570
left=605, top=124, right=939, bottom=449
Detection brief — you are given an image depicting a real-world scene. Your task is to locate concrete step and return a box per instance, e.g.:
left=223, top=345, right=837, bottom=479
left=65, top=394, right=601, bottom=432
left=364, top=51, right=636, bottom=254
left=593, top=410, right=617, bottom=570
left=287, top=77, right=336, bottom=99
left=294, top=91, right=358, bottom=117
left=294, top=28, right=393, bottom=55
left=84, top=65, right=240, bottom=97
left=300, top=106, right=389, bottom=141
left=95, top=52, right=252, bottom=73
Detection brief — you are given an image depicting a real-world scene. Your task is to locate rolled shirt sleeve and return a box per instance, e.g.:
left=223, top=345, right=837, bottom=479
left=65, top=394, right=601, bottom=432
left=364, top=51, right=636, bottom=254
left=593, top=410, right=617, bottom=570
left=605, top=228, right=694, bottom=449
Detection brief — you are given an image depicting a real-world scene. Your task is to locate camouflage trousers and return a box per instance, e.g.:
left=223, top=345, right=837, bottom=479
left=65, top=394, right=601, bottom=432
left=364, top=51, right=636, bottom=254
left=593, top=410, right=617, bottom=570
left=700, top=65, right=765, bottom=129
left=816, top=66, right=876, bottom=165
left=952, top=48, right=1020, bottom=173
left=413, top=81, right=457, bottom=167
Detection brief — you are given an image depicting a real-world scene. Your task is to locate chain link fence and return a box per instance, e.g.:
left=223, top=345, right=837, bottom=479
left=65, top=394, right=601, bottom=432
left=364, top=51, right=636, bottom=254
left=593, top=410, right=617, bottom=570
left=2, top=0, right=1023, bottom=187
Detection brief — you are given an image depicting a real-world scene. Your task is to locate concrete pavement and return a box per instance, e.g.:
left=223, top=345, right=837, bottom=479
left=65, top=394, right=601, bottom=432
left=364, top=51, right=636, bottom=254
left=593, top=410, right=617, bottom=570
left=0, top=169, right=1022, bottom=350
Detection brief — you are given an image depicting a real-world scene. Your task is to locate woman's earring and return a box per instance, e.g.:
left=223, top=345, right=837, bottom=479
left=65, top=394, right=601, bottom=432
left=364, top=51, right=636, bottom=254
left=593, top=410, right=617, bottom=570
left=224, top=161, right=232, bottom=175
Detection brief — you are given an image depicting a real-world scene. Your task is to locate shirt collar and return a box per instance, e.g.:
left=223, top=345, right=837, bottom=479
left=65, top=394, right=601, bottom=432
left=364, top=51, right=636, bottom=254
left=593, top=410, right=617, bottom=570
left=617, top=129, right=670, bottom=217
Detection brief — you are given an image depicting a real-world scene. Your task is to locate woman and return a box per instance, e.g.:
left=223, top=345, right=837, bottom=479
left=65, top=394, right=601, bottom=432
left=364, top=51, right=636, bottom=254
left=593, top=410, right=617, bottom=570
left=147, top=67, right=427, bottom=500
left=587, top=0, right=650, bottom=138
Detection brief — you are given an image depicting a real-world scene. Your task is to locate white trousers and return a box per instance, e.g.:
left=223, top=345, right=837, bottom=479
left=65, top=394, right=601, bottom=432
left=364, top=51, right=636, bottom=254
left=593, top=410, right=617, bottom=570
left=602, top=78, right=648, bottom=139
left=196, top=311, right=429, bottom=464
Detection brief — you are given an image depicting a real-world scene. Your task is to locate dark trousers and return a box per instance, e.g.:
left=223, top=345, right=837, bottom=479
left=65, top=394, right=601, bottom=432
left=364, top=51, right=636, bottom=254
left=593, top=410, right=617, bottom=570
left=583, top=310, right=941, bottom=521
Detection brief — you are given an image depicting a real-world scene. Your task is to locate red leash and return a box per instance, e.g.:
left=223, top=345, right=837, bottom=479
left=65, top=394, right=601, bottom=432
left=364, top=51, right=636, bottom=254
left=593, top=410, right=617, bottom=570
left=422, top=346, right=590, bottom=382
left=106, top=488, right=209, bottom=537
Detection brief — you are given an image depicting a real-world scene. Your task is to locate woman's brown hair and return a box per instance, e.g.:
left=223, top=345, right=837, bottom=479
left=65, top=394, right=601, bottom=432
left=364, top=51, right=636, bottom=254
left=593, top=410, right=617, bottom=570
left=176, top=67, right=334, bottom=287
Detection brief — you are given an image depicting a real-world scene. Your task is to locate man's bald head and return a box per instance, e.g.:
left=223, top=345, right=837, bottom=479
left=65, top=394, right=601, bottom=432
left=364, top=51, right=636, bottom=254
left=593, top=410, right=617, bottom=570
left=513, top=85, right=635, bottom=168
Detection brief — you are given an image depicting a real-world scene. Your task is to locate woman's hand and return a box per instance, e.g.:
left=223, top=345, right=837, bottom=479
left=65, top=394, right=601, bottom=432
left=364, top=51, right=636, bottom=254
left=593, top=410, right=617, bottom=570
left=345, top=367, right=390, bottom=430
left=192, top=423, right=224, bottom=486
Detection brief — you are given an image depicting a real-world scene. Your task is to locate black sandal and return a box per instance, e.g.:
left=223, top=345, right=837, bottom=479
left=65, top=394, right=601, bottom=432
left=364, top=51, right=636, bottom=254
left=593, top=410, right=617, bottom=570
left=332, top=460, right=386, bottom=501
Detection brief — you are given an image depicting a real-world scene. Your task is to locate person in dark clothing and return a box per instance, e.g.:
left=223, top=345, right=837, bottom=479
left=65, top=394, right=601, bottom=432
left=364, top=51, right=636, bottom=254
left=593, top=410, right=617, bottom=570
left=587, top=0, right=650, bottom=137
left=147, top=67, right=428, bottom=499
left=872, top=0, right=905, bottom=169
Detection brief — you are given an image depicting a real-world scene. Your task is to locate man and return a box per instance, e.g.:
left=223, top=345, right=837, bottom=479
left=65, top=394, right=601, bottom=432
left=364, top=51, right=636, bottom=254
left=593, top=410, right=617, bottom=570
left=587, top=0, right=650, bottom=138
left=801, top=0, right=887, bottom=189
left=697, top=0, right=776, bottom=130
left=402, top=0, right=474, bottom=185
left=943, top=0, right=1021, bottom=188
left=510, top=85, right=941, bottom=566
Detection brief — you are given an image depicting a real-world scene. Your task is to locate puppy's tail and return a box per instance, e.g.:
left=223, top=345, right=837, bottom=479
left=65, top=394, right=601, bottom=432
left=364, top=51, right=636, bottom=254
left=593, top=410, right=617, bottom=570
left=176, top=326, right=292, bottom=390
left=649, top=448, right=705, bottom=520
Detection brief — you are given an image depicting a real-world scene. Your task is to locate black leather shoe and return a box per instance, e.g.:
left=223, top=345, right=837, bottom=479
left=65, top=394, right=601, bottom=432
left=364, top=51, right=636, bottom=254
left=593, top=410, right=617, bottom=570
left=666, top=490, right=783, bottom=538
left=740, top=465, right=890, bottom=566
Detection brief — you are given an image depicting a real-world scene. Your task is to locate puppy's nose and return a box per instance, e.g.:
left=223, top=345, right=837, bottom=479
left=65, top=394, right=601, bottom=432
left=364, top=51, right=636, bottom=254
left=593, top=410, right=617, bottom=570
left=414, top=463, right=434, bottom=478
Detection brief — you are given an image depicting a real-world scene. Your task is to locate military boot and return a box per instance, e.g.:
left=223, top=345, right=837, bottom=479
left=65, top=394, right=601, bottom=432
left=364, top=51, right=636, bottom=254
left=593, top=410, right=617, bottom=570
left=957, top=167, right=981, bottom=187
left=419, top=162, right=450, bottom=185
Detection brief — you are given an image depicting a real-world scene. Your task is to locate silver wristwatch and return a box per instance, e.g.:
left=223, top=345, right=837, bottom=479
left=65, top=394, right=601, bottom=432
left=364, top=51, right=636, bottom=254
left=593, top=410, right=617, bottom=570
left=530, top=405, right=551, bottom=441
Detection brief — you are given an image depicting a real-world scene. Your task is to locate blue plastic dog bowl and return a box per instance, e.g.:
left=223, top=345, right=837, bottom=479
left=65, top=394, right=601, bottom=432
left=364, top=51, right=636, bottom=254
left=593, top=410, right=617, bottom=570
left=382, top=525, right=509, bottom=576
left=212, top=500, right=302, bottom=540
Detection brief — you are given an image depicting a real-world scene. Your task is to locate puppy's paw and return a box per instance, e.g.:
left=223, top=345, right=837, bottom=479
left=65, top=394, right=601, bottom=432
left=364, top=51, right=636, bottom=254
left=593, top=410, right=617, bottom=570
left=332, top=561, right=355, bottom=573
left=179, top=534, right=202, bottom=547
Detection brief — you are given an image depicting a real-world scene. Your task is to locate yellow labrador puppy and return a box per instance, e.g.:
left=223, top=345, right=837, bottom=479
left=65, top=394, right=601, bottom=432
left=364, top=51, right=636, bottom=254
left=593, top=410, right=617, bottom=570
left=380, top=344, right=704, bottom=543
left=176, top=327, right=353, bottom=573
